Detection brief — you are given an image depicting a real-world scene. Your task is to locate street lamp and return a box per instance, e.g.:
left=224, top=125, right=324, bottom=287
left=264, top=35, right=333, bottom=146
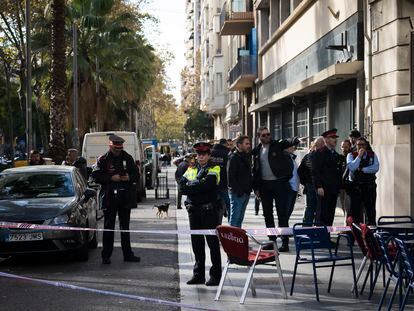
left=25, top=0, right=33, bottom=160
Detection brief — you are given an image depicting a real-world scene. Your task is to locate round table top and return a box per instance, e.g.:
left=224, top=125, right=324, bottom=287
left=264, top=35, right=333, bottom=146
left=377, top=222, right=414, bottom=230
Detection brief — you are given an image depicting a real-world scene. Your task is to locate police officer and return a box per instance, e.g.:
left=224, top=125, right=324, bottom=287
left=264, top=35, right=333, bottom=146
left=180, top=142, right=222, bottom=286
left=347, top=137, right=379, bottom=225
left=312, top=129, right=343, bottom=226
left=92, top=134, right=140, bottom=264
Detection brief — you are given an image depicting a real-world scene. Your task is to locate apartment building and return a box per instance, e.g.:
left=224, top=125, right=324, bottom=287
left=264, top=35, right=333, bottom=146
left=199, top=0, right=229, bottom=139
left=251, top=0, right=414, bottom=217
left=220, top=0, right=257, bottom=138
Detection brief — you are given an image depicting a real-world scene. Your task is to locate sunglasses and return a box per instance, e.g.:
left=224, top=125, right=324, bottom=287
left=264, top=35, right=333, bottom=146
left=261, top=133, right=271, bottom=137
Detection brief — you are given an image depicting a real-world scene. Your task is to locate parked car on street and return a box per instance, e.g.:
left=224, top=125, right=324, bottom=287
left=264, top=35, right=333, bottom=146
left=0, top=165, right=98, bottom=261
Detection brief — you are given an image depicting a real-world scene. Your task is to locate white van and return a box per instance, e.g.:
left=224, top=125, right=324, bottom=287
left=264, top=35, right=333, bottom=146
left=82, top=131, right=146, bottom=201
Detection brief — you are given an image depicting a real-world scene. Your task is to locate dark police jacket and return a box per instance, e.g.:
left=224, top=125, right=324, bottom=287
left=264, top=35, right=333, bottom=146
left=311, top=146, right=343, bottom=195
left=252, top=140, right=293, bottom=191
left=211, top=143, right=229, bottom=190
left=180, top=162, right=220, bottom=206
left=227, top=150, right=252, bottom=196
left=91, top=150, right=139, bottom=209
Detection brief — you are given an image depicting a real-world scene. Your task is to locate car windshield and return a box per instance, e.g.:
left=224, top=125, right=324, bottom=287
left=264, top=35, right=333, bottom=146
left=0, top=172, right=74, bottom=199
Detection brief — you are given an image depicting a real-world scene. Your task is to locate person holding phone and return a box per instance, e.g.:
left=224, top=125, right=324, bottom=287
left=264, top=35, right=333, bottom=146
left=346, top=137, right=379, bottom=225
left=92, top=134, right=140, bottom=264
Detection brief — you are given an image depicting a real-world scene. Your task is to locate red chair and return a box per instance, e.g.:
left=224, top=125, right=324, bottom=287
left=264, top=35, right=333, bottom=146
left=215, top=225, right=287, bottom=304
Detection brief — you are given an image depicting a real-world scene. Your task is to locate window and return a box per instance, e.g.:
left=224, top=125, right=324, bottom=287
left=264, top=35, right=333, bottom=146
left=312, top=101, right=327, bottom=139
left=215, top=73, right=223, bottom=94
left=272, top=109, right=282, bottom=140
left=283, top=106, right=293, bottom=138
left=296, top=106, right=308, bottom=147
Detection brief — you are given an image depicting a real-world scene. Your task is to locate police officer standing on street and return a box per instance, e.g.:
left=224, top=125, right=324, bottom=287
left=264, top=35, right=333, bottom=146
left=92, top=134, right=141, bottom=264
left=180, top=142, right=222, bottom=286
left=312, top=129, right=343, bottom=226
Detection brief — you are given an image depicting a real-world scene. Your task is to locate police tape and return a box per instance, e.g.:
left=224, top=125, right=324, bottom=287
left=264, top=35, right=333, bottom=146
left=0, top=271, right=219, bottom=311
left=0, top=221, right=351, bottom=236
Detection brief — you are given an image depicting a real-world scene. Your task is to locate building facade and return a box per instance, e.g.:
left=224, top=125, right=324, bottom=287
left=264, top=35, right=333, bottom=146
left=251, top=0, right=414, bottom=217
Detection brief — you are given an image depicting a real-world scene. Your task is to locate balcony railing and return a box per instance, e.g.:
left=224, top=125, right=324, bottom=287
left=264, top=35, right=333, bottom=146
left=228, top=55, right=257, bottom=91
left=219, top=0, right=254, bottom=36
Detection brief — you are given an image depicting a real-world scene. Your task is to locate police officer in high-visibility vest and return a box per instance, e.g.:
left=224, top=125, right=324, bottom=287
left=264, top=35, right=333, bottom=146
left=180, top=142, right=222, bottom=286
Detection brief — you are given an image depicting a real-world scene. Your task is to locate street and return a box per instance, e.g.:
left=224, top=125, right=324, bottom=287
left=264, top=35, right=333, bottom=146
left=0, top=170, right=179, bottom=311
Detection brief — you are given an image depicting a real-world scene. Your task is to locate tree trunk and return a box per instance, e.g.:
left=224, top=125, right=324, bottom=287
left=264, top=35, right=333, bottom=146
left=49, top=0, right=67, bottom=164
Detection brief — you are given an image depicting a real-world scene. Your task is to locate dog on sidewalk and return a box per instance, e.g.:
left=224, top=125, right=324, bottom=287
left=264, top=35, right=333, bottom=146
left=153, top=202, right=170, bottom=219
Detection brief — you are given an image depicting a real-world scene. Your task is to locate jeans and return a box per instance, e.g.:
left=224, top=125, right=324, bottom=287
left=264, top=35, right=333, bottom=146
left=303, top=183, right=317, bottom=224
left=229, top=192, right=250, bottom=228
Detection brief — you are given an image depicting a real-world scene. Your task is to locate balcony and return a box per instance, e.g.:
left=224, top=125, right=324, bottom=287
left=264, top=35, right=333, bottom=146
left=220, top=0, right=254, bottom=36
left=228, top=55, right=257, bottom=91
left=225, top=101, right=240, bottom=123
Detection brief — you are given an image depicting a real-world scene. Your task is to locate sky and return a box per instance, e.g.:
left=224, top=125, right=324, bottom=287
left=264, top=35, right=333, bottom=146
left=138, top=0, right=186, bottom=104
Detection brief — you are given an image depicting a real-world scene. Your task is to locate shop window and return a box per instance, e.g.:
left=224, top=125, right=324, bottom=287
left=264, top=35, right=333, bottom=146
left=295, top=106, right=308, bottom=147
left=312, top=101, right=327, bottom=139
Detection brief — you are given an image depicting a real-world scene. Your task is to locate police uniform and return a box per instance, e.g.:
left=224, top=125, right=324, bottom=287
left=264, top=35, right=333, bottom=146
left=347, top=146, right=379, bottom=225
left=180, top=142, right=222, bottom=286
left=312, top=129, right=343, bottom=226
left=91, top=135, right=140, bottom=264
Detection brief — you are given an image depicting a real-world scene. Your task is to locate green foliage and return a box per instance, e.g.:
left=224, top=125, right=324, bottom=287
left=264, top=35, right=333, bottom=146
left=184, top=107, right=214, bottom=142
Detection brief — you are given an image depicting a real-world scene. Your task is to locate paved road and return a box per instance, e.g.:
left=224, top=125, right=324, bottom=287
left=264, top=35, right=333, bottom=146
left=0, top=169, right=179, bottom=311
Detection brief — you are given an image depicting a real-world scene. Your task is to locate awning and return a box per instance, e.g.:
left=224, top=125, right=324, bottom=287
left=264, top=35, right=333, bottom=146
left=393, top=105, right=414, bottom=125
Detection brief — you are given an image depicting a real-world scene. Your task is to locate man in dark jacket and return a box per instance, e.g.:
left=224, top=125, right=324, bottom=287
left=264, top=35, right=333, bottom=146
left=312, top=129, right=343, bottom=226
left=62, top=148, right=88, bottom=180
left=92, top=134, right=140, bottom=264
left=227, top=135, right=252, bottom=228
left=211, top=138, right=230, bottom=218
left=252, top=127, right=293, bottom=252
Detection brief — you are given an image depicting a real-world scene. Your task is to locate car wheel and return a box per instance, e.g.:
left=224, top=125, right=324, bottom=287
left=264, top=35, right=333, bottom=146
left=74, top=231, right=89, bottom=261
left=88, top=231, right=98, bottom=249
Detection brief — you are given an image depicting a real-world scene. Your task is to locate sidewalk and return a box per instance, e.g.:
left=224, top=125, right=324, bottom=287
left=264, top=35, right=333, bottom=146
left=176, top=190, right=408, bottom=311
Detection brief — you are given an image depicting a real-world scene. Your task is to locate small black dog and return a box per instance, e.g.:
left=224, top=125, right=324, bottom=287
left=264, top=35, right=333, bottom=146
left=153, top=202, right=170, bottom=219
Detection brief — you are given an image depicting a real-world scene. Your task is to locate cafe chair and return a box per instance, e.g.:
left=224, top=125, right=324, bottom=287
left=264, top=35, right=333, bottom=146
left=394, top=238, right=414, bottom=311
left=377, top=216, right=414, bottom=239
left=290, top=223, right=358, bottom=301
left=215, top=225, right=287, bottom=304
left=349, top=219, right=369, bottom=294
left=375, top=233, right=402, bottom=310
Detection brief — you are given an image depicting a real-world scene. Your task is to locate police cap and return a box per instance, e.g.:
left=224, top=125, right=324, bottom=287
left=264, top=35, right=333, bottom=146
left=193, top=142, right=212, bottom=154
left=108, top=134, right=125, bottom=150
left=321, top=128, right=339, bottom=138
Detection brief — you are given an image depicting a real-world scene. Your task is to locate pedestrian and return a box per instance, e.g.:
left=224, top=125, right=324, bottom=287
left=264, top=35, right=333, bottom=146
left=312, top=129, right=343, bottom=226
left=347, top=137, right=379, bottom=225
left=62, top=148, right=88, bottom=180
left=211, top=138, right=231, bottom=221
left=91, top=134, right=141, bottom=264
left=227, top=138, right=235, bottom=154
left=29, top=150, right=45, bottom=165
left=227, top=135, right=252, bottom=228
left=284, top=137, right=301, bottom=220
left=175, top=154, right=192, bottom=210
left=349, top=129, right=362, bottom=152
left=252, top=127, right=293, bottom=252
left=180, top=142, right=222, bottom=286
left=339, top=139, right=352, bottom=222
left=298, top=137, right=324, bottom=223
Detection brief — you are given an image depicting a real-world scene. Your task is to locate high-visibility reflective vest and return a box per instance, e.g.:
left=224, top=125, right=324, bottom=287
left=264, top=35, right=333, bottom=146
left=183, top=165, right=221, bottom=185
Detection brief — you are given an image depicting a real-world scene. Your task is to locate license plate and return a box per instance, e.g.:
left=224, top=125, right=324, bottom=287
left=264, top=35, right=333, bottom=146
left=6, top=232, right=43, bottom=242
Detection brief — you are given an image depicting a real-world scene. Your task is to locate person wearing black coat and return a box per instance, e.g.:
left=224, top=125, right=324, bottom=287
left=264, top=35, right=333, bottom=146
left=211, top=139, right=230, bottom=217
left=91, top=135, right=140, bottom=264
left=311, top=129, right=343, bottom=226
left=227, top=135, right=252, bottom=228
left=252, top=127, right=293, bottom=252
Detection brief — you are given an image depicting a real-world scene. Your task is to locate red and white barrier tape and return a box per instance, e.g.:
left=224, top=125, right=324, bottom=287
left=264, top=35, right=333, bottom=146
left=0, top=272, right=219, bottom=311
left=0, top=221, right=351, bottom=236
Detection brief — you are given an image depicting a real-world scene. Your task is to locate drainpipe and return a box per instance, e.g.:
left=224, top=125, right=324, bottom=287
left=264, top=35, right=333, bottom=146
left=363, top=0, right=373, bottom=141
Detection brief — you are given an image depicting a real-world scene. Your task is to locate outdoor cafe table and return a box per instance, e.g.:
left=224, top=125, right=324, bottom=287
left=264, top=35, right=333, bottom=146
left=376, top=222, right=414, bottom=236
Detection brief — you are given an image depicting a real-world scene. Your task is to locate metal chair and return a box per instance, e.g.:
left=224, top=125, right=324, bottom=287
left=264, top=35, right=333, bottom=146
left=394, top=238, right=414, bottom=311
left=350, top=221, right=369, bottom=294
left=375, top=232, right=402, bottom=310
left=215, top=225, right=287, bottom=304
left=290, top=223, right=358, bottom=301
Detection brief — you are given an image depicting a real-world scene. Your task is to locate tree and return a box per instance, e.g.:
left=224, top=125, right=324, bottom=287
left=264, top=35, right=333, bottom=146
left=184, top=107, right=214, bottom=142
